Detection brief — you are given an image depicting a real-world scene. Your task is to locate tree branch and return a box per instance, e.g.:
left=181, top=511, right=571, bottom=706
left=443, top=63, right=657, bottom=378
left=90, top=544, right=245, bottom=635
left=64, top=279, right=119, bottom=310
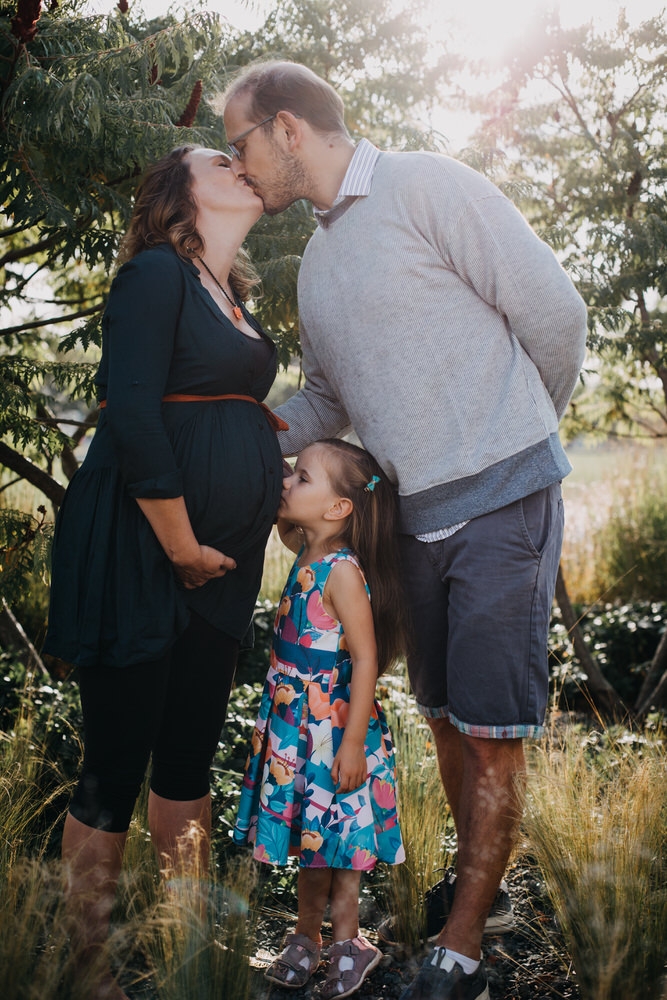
left=635, top=627, right=667, bottom=717
left=615, top=83, right=648, bottom=123
left=68, top=406, right=100, bottom=449
left=0, top=214, right=46, bottom=238
left=1, top=261, right=49, bottom=299
left=542, top=72, right=601, bottom=151
left=554, top=563, right=631, bottom=719
left=0, top=441, right=66, bottom=506
left=644, top=397, right=667, bottom=426
left=0, top=476, right=22, bottom=495
left=29, top=295, right=105, bottom=307
left=0, top=598, right=50, bottom=679
left=0, top=233, right=62, bottom=268
left=0, top=304, right=103, bottom=337
left=35, top=401, right=84, bottom=482
left=33, top=415, right=98, bottom=429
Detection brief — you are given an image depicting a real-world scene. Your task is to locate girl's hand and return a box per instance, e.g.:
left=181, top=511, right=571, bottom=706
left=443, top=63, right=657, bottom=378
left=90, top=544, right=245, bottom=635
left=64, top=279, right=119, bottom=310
left=331, top=741, right=368, bottom=793
left=173, top=545, right=236, bottom=589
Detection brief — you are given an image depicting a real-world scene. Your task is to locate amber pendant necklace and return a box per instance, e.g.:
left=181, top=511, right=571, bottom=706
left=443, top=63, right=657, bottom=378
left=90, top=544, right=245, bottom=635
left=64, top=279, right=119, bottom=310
left=196, top=256, right=243, bottom=320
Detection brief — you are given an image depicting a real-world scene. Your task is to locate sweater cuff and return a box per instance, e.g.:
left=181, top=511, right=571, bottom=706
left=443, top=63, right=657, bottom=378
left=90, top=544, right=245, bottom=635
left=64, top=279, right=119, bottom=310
left=127, top=470, right=184, bottom=499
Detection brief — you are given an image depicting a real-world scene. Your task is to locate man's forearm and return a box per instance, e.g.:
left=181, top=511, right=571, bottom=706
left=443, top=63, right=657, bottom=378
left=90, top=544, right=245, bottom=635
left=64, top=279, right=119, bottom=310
left=275, top=387, right=351, bottom=455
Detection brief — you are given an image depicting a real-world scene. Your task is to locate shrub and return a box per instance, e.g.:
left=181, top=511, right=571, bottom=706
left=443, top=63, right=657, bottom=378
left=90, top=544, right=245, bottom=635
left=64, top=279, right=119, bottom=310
left=599, top=472, right=667, bottom=601
left=561, top=449, right=667, bottom=605
left=548, top=601, right=666, bottom=709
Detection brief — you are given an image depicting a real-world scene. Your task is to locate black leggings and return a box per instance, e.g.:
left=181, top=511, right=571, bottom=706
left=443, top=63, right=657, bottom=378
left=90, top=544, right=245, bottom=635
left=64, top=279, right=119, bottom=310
left=69, top=612, right=239, bottom=833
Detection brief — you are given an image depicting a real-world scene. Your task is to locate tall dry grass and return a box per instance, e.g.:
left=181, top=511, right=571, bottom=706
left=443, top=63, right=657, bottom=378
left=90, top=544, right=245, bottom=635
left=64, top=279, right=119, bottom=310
left=523, top=731, right=667, bottom=1000
left=0, top=857, right=136, bottom=1000
left=0, top=687, right=260, bottom=1000
left=0, top=703, right=73, bottom=872
left=385, top=681, right=452, bottom=948
left=142, top=834, right=258, bottom=1000
left=0, top=710, right=135, bottom=999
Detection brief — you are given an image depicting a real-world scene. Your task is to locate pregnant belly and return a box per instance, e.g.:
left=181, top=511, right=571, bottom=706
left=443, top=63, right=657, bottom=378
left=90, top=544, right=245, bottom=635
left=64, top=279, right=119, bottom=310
left=169, top=404, right=282, bottom=560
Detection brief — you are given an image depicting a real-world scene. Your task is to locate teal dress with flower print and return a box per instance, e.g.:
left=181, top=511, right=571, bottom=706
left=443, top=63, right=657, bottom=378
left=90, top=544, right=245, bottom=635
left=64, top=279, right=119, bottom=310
left=233, top=549, right=405, bottom=870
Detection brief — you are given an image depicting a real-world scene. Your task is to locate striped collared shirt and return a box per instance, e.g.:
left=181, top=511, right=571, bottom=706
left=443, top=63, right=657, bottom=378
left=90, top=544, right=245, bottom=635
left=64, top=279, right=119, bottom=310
left=313, top=139, right=380, bottom=227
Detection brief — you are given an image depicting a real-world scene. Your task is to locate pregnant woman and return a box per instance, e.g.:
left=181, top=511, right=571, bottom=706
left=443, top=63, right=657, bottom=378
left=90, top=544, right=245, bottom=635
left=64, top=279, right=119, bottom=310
left=43, top=144, right=284, bottom=999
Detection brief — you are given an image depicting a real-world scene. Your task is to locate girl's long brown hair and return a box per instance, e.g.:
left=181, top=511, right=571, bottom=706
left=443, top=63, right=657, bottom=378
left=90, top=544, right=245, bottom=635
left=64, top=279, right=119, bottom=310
left=117, top=145, right=259, bottom=300
left=317, top=439, right=408, bottom=676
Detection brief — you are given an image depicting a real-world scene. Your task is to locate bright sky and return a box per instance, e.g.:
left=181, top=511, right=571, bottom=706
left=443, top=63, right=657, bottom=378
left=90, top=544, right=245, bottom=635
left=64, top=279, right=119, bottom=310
left=89, top=0, right=664, bottom=52
left=428, top=0, right=662, bottom=61
left=85, top=0, right=664, bottom=143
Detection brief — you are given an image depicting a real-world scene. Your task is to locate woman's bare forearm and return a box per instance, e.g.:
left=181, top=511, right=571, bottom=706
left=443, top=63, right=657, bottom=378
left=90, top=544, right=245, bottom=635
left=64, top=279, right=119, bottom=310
left=135, top=496, right=235, bottom=588
left=135, top=496, right=199, bottom=562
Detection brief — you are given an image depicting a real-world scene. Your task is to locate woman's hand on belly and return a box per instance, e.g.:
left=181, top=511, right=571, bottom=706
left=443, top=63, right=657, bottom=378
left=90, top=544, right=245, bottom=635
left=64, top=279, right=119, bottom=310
left=173, top=544, right=236, bottom=590
left=135, top=496, right=236, bottom=589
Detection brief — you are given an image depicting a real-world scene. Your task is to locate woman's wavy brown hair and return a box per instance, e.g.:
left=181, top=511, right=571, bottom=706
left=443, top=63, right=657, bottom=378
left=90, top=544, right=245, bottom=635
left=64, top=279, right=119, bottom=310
left=117, top=145, right=260, bottom=300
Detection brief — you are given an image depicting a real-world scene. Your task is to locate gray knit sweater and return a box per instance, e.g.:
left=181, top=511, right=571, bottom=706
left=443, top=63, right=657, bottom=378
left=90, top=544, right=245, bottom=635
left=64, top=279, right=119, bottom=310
left=276, top=150, right=588, bottom=533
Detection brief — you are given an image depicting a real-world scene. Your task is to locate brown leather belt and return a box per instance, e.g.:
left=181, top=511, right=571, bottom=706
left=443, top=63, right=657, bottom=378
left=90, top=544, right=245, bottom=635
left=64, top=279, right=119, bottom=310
left=99, top=393, right=288, bottom=433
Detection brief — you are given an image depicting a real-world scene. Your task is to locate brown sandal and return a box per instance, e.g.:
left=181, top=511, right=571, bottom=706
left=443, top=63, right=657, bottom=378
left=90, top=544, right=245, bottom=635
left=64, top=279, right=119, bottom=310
left=264, top=932, right=322, bottom=988
left=319, top=935, right=382, bottom=998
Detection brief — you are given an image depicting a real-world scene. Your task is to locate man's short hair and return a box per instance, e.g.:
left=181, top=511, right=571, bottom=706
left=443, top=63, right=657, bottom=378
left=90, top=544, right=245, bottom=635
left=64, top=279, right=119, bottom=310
left=222, top=61, right=348, bottom=138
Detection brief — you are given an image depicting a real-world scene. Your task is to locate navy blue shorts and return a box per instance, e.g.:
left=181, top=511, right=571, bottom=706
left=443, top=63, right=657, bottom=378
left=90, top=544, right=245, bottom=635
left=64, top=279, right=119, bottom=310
left=399, top=483, right=564, bottom=739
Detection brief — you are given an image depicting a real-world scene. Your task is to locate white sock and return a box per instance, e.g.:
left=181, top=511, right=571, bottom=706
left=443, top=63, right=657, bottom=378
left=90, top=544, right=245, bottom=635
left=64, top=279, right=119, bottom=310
left=431, top=946, right=480, bottom=975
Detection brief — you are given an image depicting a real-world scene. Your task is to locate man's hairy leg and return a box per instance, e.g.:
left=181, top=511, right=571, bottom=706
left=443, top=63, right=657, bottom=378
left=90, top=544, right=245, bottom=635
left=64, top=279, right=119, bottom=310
left=429, top=719, right=525, bottom=960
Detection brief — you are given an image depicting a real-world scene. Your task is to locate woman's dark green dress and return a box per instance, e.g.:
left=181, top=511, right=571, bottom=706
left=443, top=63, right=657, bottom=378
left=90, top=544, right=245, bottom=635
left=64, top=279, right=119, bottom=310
left=43, top=245, right=283, bottom=669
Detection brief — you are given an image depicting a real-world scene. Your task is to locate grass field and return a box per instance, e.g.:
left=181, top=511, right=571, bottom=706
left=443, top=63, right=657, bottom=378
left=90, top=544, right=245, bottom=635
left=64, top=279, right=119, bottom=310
left=560, top=439, right=667, bottom=604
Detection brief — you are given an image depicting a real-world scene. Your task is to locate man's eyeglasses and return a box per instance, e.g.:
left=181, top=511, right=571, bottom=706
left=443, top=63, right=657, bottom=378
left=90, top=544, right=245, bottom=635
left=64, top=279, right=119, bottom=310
left=227, top=114, right=276, bottom=160
left=227, top=112, right=301, bottom=161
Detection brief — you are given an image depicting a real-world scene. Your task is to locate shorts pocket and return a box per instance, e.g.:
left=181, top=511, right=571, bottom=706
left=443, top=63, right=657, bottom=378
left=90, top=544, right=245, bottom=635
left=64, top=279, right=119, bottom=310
left=518, top=485, right=560, bottom=557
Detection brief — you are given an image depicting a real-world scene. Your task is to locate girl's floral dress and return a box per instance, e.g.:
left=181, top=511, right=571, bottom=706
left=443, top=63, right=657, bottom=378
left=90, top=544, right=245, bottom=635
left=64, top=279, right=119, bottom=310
left=233, top=548, right=405, bottom=870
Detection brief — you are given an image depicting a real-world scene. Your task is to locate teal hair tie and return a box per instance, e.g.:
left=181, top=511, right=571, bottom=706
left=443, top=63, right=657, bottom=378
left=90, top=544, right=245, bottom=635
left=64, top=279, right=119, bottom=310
left=364, top=475, right=380, bottom=493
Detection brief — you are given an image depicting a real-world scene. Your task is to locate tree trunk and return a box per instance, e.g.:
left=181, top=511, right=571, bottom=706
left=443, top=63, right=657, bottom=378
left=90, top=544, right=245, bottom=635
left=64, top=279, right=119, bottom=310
left=554, top=563, right=630, bottom=719
left=635, top=626, right=667, bottom=717
left=0, top=442, right=66, bottom=506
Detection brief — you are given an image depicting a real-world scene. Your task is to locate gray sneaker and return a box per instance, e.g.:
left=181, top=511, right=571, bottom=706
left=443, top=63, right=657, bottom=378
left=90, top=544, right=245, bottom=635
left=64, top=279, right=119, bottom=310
left=399, top=948, right=489, bottom=1000
left=378, top=868, right=514, bottom=944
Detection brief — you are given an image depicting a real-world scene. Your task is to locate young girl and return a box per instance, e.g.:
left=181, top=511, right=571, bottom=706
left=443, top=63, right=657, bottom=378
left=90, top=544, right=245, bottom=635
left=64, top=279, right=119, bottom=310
left=234, top=439, right=406, bottom=998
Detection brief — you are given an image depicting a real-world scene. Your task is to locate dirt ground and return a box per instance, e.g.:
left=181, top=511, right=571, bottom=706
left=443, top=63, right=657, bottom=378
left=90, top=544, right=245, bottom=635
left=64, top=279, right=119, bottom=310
left=251, top=863, right=581, bottom=1000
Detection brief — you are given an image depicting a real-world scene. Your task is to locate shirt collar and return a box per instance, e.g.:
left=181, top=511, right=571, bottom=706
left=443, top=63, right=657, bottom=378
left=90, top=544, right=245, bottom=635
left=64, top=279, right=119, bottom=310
left=313, top=139, right=381, bottom=227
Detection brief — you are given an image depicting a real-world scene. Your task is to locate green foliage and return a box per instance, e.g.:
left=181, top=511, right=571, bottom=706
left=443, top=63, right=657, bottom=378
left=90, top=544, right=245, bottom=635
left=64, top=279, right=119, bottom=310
left=245, top=202, right=316, bottom=363
left=0, top=506, right=53, bottom=607
left=469, top=11, right=667, bottom=439
left=561, top=448, right=667, bottom=606
left=599, top=477, right=667, bottom=601
left=0, top=0, right=227, bottom=352
left=227, top=0, right=456, bottom=149
left=0, top=654, right=82, bottom=762
left=0, top=665, right=76, bottom=871
left=549, top=601, right=666, bottom=708
left=1, top=7, right=223, bottom=249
